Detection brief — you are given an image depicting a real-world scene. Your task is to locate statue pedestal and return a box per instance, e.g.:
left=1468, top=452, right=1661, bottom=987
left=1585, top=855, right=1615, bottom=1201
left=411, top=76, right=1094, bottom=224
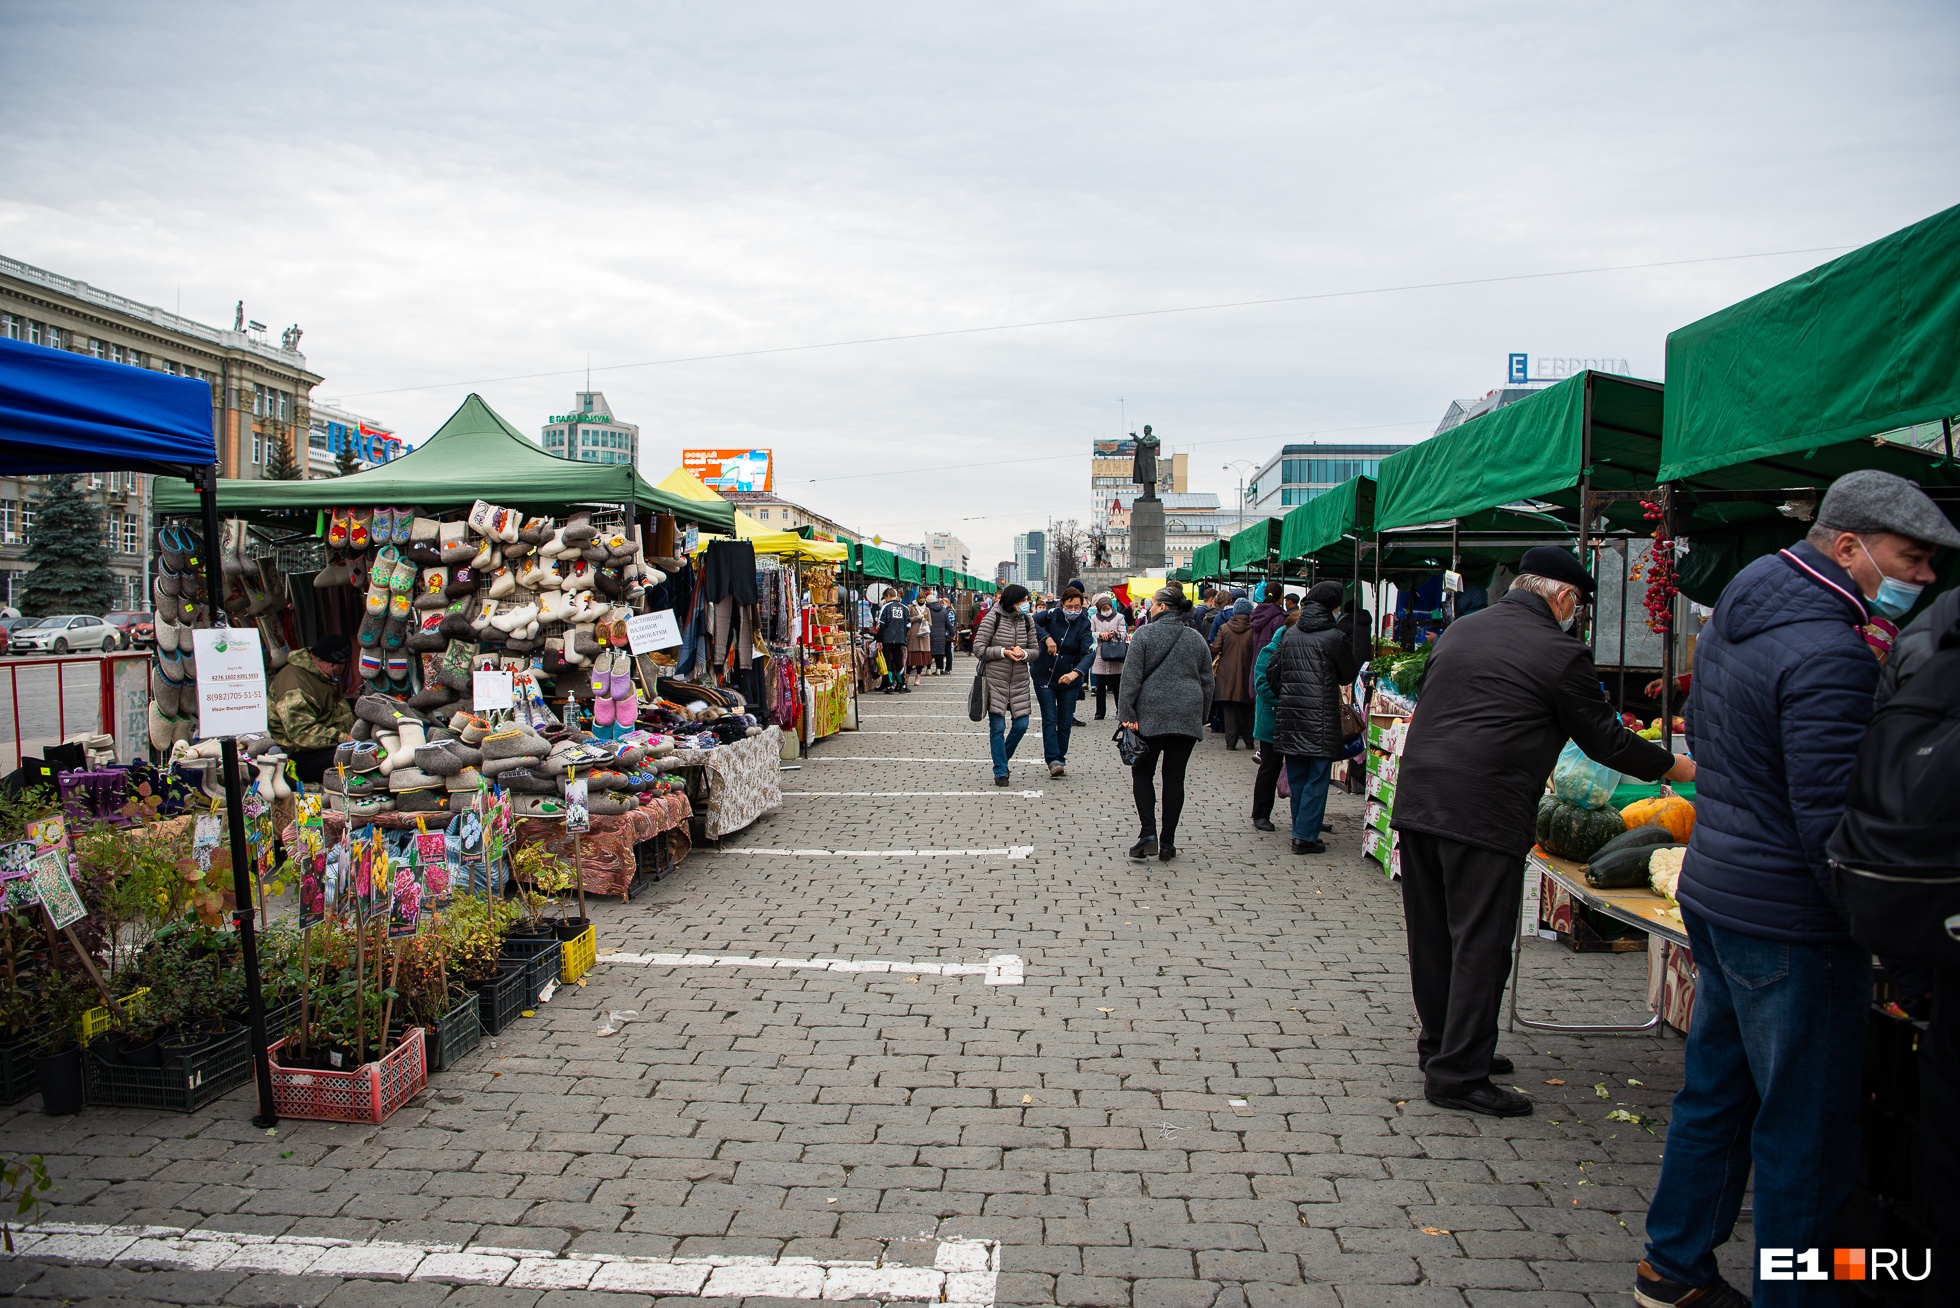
left=1128, top=499, right=1166, bottom=571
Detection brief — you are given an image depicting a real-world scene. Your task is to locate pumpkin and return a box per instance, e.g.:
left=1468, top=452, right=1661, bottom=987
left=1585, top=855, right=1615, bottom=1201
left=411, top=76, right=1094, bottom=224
left=1536, top=794, right=1561, bottom=848
left=1621, top=794, right=1696, bottom=843
left=1540, top=799, right=1630, bottom=863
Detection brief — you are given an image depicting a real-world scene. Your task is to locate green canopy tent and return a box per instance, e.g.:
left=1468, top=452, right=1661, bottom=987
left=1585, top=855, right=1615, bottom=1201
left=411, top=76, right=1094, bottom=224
left=895, top=555, right=922, bottom=586
left=1660, top=204, right=1960, bottom=610
left=1190, top=540, right=1222, bottom=583
left=154, top=393, right=736, bottom=532
left=1226, top=518, right=1284, bottom=580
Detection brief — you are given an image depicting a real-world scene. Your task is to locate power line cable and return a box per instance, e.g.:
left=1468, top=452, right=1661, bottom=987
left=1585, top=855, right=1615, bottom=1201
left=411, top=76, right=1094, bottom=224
left=331, top=243, right=1851, bottom=401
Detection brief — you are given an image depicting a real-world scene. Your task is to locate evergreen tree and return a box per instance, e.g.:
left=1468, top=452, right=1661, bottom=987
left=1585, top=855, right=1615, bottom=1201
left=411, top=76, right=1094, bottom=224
left=333, top=442, right=362, bottom=477
left=264, top=428, right=303, bottom=481
left=20, top=476, right=120, bottom=616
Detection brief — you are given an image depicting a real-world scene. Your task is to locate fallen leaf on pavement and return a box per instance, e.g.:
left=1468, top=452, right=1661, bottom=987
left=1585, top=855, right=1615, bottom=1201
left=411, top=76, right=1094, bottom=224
left=1544, top=1079, right=1565, bottom=1085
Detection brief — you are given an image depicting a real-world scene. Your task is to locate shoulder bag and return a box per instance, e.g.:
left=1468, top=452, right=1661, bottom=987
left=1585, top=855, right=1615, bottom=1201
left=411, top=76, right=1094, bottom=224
left=968, top=610, right=996, bottom=722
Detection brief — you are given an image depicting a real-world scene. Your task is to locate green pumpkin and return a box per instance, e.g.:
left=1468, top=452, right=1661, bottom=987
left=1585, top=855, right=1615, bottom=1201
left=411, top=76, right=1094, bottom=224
left=1536, top=794, right=1561, bottom=848
left=1541, top=799, right=1629, bottom=863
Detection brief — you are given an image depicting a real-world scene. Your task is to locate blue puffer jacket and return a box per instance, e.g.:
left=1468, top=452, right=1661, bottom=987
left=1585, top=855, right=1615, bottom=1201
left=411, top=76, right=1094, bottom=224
left=1677, top=541, right=1879, bottom=943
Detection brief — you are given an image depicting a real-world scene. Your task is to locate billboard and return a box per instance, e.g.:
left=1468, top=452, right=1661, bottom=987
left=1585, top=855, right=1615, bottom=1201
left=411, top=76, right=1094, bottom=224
left=1092, top=439, right=1137, bottom=458
left=683, top=448, right=773, bottom=493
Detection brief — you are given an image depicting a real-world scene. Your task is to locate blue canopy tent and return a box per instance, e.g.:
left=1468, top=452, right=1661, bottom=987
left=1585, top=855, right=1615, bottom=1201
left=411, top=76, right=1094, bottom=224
left=0, top=336, right=279, bottom=1126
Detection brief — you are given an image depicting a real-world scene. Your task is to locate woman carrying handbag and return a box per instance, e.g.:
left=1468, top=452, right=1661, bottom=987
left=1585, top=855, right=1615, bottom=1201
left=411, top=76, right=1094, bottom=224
left=1089, top=591, right=1129, bottom=720
left=1117, top=585, right=1214, bottom=862
left=972, top=584, right=1036, bottom=788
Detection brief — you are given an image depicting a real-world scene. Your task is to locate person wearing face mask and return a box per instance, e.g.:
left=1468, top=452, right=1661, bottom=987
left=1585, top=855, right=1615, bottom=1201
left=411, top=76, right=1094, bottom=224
left=1392, top=546, right=1691, bottom=1121
left=973, top=583, right=1037, bottom=788
left=1633, top=469, right=1957, bottom=1308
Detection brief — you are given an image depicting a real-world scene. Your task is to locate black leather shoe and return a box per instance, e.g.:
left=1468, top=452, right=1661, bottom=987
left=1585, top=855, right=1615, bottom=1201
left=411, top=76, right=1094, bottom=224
left=1291, top=839, right=1326, bottom=854
left=1158, top=842, right=1176, bottom=862
left=994, top=775, right=1010, bottom=787
left=1128, top=836, right=1159, bottom=860
left=1489, top=1054, right=1514, bottom=1075
left=1253, top=818, right=1276, bottom=832
left=1633, top=1260, right=1751, bottom=1308
left=1426, top=1083, right=1532, bottom=1117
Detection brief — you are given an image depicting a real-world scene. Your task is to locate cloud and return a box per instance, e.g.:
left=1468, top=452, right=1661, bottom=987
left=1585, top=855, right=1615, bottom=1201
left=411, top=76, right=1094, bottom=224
left=2, top=0, right=1955, bottom=567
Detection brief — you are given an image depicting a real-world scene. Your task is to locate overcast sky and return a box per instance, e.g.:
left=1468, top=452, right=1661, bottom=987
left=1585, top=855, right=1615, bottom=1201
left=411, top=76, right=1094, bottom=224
left=3, top=1, right=1955, bottom=569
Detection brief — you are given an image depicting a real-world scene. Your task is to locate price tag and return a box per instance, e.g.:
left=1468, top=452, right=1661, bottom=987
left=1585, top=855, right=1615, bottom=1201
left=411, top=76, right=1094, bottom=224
left=626, top=609, right=682, bottom=654
left=1443, top=570, right=1464, bottom=594
left=473, top=669, right=514, bottom=711
left=192, top=626, right=268, bottom=738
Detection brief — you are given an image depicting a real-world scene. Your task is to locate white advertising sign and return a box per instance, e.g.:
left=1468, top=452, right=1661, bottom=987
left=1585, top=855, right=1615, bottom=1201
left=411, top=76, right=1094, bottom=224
left=192, top=627, right=268, bottom=738
left=472, top=669, right=515, bottom=712
left=626, top=609, right=683, bottom=654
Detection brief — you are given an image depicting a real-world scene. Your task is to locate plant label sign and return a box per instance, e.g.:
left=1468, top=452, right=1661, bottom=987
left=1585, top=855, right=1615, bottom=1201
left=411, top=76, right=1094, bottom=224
left=0, top=841, right=34, bottom=883
left=627, top=609, right=682, bottom=654
left=31, top=850, right=86, bottom=929
left=564, top=776, right=590, bottom=834
left=473, top=669, right=515, bottom=712
left=193, top=627, right=269, bottom=738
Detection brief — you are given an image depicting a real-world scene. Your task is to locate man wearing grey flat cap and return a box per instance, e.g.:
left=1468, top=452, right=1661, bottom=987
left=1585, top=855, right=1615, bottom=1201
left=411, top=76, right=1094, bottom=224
left=1635, top=469, right=1957, bottom=1308
left=1393, top=545, right=1693, bottom=1120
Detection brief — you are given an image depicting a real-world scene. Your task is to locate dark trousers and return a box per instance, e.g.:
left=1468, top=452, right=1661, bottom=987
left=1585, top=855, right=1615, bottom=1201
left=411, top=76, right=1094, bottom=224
left=289, top=744, right=339, bottom=785
left=1219, top=702, right=1253, bottom=748
left=882, top=643, right=907, bottom=689
left=934, top=647, right=952, bottom=673
left=1642, top=911, right=1870, bottom=1304
left=1131, top=733, right=1197, bottom=845
left=1251, top=742, right=1284, bottom=821
left=1398, top=829, right=1523, bottom=1097
left=1092, top=672, right=1120, bottom=718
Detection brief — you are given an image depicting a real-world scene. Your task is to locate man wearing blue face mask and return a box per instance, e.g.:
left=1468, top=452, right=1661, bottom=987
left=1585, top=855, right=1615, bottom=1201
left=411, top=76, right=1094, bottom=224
left=1636, top=469, right=1958, bottom=1308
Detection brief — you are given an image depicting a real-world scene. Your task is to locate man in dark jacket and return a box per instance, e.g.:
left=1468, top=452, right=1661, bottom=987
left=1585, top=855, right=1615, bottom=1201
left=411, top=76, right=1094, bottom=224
left=1394, top=548, right=1687, bottom=1120
left=1030, top=590, right=1096, bottom=777
left=1637, top=471, right=1955, bottom=1308
left=876, top=592, right=910, bottom=693
left=926, top=594, right=955, bottom=674
left=1266, top=582, right=1359, bottom=852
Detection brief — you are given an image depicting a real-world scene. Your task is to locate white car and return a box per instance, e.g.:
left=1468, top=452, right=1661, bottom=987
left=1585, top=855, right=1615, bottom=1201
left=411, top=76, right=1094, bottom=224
left=8, top=614, right=122, bottom=654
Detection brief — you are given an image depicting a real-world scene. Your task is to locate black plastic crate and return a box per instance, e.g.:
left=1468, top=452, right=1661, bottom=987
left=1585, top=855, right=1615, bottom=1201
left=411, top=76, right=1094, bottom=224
left=430, top=994, right=482, bottom=1072
left=84, top=1023, right=252, bottom=1113
left=0, top=1038, right=38, bottom=1105
left=501, top=936, right=561, bottom=1004
left=472, top=963, right=528, bottom=1036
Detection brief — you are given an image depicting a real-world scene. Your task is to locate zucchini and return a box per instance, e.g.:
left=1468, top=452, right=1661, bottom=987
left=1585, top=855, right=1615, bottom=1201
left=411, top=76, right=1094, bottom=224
left=1590, top=824, right=1678, bottom=863
left=1586, top=842, right=1687, bottom=889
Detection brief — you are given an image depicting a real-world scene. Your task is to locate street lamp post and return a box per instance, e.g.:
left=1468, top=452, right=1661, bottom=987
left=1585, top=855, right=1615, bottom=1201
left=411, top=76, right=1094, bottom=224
left=1222, top=460, right=1259, bottom=536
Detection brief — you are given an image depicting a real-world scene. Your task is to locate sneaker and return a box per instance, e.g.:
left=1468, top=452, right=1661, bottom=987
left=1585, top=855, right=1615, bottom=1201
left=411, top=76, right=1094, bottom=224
left=1632, top=1263, right=1750, bottom=1308
left=1128, top=836, right=1158, bottom=860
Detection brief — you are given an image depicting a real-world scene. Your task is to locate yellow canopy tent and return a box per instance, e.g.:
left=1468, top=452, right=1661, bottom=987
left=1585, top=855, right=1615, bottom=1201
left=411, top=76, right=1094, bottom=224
left=655, top=467, right=773, bottom=537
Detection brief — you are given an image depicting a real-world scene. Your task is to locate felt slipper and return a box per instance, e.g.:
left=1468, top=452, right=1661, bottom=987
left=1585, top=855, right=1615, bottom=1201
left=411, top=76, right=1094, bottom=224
left=382, top=614, right=408, bottom=649
left=561, top=510, right=597, bottom=546
left=517, top=559, right=554, bottom=591
left=359, top=649, right=384, bottom=683
left=594, top=567, right=623, bottom=598
left=348, top=551, right=370, bottom=593
left=358, top=610, right=385, bottom=647
left=389, top=588, right=412, bottom=622
left=444, top=566, right=477, bottom=599
left=365, top=570, right=391, bottom=617
left=368, top=507, right=391, bottom=549
left=386, top=651, right=411, bottom=684
left=327, top=507, right=351, bottom=550
left=491, top=506, right=521, bottom=544
left=415, top=568, right=450, bottom=609
left=592, top=692, right=616, bottom=728
left=518, top=516, right=551, bottom=546
left=439, top=601, right=478, bottom=642
left=614, top=692, right=638, bottom=728
left=438, top=520, right=474, bottom=565
left=391, top=508, right=418, bottom=546
left=313, top=552, right=352, bottom=588
left=445, top=767, right=485, bottom=793
left=486, top=566, right=516, bottom=600
left=408, top=612, right=447, bottom=652
left=220, top=518, right=251, bottom=577
left=159, top=526, right=189, bottom=572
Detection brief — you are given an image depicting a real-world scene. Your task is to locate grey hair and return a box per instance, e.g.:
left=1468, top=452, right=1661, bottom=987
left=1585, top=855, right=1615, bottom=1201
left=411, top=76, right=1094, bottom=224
left=1511, top=573, right=1578, bottom=606
left=1806, top=523, right=1849, bottom=551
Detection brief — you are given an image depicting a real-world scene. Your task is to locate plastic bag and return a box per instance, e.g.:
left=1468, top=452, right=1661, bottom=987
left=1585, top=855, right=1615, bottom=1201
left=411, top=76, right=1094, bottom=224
left=1551, top=740, right=1623, bottom=810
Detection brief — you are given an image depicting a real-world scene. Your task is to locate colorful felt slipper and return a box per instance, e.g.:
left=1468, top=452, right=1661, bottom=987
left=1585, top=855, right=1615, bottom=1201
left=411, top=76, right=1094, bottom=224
left=390, top=508, right=416, bottom=546
left=326, top=507, right=351, bottom=549
left=386, top=650, right=410, bottom=684
left=371, top=506, right=394, bottom=544
left=614, top=691, right=638, bottom=729
left=364, top=568, right=390, bottom=616
left=348, top=507, right=373, bottom=551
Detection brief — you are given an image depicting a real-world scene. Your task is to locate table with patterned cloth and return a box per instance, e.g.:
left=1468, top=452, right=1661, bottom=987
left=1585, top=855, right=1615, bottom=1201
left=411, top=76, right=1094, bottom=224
left=671, top=726, right=783, bottom=840
left=514, top=792, right=692, bottom=900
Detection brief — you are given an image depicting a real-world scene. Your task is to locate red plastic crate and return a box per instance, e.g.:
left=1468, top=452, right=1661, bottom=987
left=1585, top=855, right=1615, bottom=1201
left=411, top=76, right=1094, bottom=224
left=267, top=1027, right=427, bottom=1124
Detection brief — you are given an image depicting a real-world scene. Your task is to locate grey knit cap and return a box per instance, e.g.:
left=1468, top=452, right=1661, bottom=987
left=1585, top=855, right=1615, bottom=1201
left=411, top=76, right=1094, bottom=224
left=1815, top=469, right=1960, bottom=549
left=1232, top=598, right=1253, bottom=616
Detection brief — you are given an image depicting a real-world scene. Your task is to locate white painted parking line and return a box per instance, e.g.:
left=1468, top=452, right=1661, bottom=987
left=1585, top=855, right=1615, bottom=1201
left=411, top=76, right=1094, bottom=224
left=2, top=1222, right=1000, bottom=1304
left=730, top=846, right=1034, bottom=859
left=607, top=950, right=1026, bottom=985
left=783, top=790, right=1045, bottom=798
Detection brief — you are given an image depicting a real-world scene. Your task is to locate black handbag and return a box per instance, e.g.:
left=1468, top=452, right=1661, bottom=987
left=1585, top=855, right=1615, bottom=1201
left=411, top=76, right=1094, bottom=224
left=968, top=667, right=987, bottom=722
left=1113, top=724, right=1147, bottom=766
left=1101, top=639, right=1129, bottom=663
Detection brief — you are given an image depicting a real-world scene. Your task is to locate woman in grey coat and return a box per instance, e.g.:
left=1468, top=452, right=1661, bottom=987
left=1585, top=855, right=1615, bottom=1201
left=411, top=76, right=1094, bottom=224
left=1118, top=585, right=1215, bottom=861
left=973, top=583, right=1037, bottom=787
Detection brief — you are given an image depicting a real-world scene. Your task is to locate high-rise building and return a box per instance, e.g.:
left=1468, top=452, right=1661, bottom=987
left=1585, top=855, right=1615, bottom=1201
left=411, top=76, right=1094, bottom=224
left=1088, top=438, right=1222, bottom=569
left=1013, top=531, right=1046, bottom=585
left=541, top=391, right=639, bottom=465
left=1243, top=442, right=1411, bottom=518
left=995, top=560, right=1020, bottom=586
left=925, top=532, right=970, bottom=573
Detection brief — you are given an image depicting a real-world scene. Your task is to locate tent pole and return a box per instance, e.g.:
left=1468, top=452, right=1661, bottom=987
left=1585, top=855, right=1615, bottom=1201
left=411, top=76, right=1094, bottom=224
left=1616, top=539, right=1629, bottom=717
left=1576, top=373, right=1596, bottom=645
left=1659, top=484, right=1677, bottom=756
left=198, top=465, right=278, bottom=1127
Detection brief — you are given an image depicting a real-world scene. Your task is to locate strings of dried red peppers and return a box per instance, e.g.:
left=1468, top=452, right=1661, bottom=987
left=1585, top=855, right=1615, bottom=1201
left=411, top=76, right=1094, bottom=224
left=1640, top=496, right=1677, bottom=634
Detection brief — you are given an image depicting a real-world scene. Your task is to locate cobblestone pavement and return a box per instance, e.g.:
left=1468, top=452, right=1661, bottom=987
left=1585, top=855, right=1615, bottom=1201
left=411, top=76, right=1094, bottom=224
left=0, top=656, right=1746, bottom=1305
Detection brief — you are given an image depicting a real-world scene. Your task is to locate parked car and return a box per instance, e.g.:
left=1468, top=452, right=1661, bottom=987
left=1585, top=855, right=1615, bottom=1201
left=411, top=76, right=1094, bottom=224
left=104, top=611, right=155, bottom=648
left=8, top=615, right=122, bottom=654
left=0, top=616, right=27, bottom=645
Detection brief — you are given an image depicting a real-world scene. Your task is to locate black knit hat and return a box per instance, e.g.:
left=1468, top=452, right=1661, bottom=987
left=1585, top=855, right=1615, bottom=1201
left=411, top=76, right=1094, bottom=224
left=1518, top=546, right=1597, bottom=598
left=1305, top=581, right=1345, bottom=610
left=312, top=633, right=352, bottom=665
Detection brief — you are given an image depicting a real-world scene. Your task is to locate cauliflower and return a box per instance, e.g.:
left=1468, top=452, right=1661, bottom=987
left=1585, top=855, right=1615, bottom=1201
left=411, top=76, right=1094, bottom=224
left=1650, top=846, right=1687, bottom=903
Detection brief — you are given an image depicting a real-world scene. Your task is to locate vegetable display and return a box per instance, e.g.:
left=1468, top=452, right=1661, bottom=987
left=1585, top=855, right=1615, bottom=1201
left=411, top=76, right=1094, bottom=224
left=1649, top=847, right=1687, bottom=902
left=1620, top=793, right=1696, bottom=843
left=1586, top=841, right=1687, bottom=889
left=1538, top=798, right=1630, bottom=863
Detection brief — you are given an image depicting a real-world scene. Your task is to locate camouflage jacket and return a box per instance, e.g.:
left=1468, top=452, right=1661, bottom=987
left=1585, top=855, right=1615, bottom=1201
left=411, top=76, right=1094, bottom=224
left=268, top=649, right=354, bottom=751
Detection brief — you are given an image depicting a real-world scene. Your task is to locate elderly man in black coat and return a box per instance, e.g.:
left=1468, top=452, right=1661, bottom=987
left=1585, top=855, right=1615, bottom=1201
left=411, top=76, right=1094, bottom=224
left=1392, top=547, right=1694, bottom=1117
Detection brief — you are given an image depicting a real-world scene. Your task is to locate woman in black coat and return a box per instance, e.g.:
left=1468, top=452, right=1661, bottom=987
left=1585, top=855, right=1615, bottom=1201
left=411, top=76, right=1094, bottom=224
left=1265, top=581, right=1359, bottom=853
